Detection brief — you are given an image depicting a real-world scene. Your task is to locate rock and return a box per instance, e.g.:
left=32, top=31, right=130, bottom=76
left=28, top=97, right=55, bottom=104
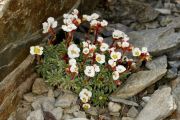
left=108, top=102, right=121, bottom=113
left=64, top=105, right=80, bottom=114
left=110, top=112, right=120, bottom=117
left=55, top=91, right=77, bottom=108
left=86, top=106, right=98, bottom=116
left=109, top=96, right=139, bottom=106
left=136, top=87, right=177, bottom=120
left=14, top=101, right=32, bottom=120
left=62, top=114, right=74, bottom=120
left=67, top=118, right=88, bottom=120
left=159, top=16, right=173, bottom=27
left=47, top=89, right=55, bottom=98
left=155, top=8, right=171, bottom=14
left=142, top=96, right=151, bottom=103
left=51, top=107, right=63, bottom=120
left=111, top=69, right=167, bottom=99
left=146, top=55, right=167, bottom=70
left=101, top=23, right=132, bottom=37
left=128, top=27, right=180, bottom=56
left=31, top=96, right=55, bottom=110
left=27, top=109, right=44, bottom=120
left=73, top=111, right=86, bottom=118
left=127, top=107, right=138, bottom=118
left=32, top=78, right=48, bottom=95
left=169, top=61, right=180, bottom=69
left=167, top=49, right=180, bottom=60
left=0, top=0, right=99, bottom=80
left=23, top=93, right=36, bottom=103
left=122, top=117, right=134, bottom=120
left=166, top=68, right=178, bottom=79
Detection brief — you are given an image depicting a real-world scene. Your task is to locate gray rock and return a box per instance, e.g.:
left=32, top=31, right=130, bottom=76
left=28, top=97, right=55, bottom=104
left=110, top=112, right=120, bottom=117
left=73, top=111, right=86, bottom=118
left=42, top=100, right=54, bottom=112
left=109, top=96, right=139, bottom=106
left=23, top=93, right=37, bottom=103
left=167, top=49, right=180, bottom=60
left=86, top=107, right=98, bottom=116
left=128, top=27, right=180, bottom=56
left=32, top=78, right=48, bottom=95
left=51, top=107, right=63, bottom=120
left=127, top=107, right=138, bottom=118
left=31, top=96, right=55, bottom=110
left=64, top=105, right=80, bottom=114
left=111, top=69, right=167, bottom=99
left=67, top=118, right=88, bottom=120
left=27, top=109, right=44, bottom=120
left=146, top=55, right=167, bottom=70
left=155, top=8, right=171, bottom=14
left=142, top=96, right=151, bottom=103
left=172, top=77, right=180, bottom=118
left=159, top=16, right=173, bottom=27
left=55, top=91, right=77, bottom=108
left=166, top=68, right=178, bottom=79
left=136, top=87, right=177, bottom=120
left=62, top=114, right=74, bottom=120
left=169, top=61, right=180, bottom=69
left=122, top=117, right=134, bottom=120
left=108, top=102, right=121, bottom=113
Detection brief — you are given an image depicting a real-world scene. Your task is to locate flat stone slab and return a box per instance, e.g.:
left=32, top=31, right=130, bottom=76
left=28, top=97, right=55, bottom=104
left=111, top=69, right=167, bottom=99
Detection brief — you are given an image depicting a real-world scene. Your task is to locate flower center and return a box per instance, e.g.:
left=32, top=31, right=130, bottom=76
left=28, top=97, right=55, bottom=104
left=96, top=56, right=101, bottom=62
left=34, top=47, right=40, bottom=54
left=112, top=54, right=118, bottom=59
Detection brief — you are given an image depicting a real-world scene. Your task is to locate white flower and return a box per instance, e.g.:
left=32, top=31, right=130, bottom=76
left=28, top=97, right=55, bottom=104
left=117, top=42, right=122, bottom=47
left=101, top=20, right=108, bottom=27
left=112, top=30, right=124, bottom=39
left=63, top=14, right=70, bottom=19
left=84, top=66, right=95, bottom=77
left=79, top=89, right=92, bottom=99
left=116, top=65, right=126, bottom=73
left=83, top=15, right=92, bottom=21
left=124, top=35, right=130, bottom=41
left=63, top=18, right=72, bottom=25
left=42, top=17, right=58, bottom=33
left=68, top=44, right=80, bottom=59
left=93, top=64, right=100, bottom=72
left=82, top=41, right=89, bottom=48
left=122, top=41, right=130, bottom=48
left=112, top=71, right=119, bottom=80
left=30, top=46, right=43, bottom=55
left=110, top=51, right=121, bottom=61
left=90, top=20, right=99, bottom=26
left=69, top=58, right=76, bottom=66
left=142, top=47, right=148, bottom=53
left=83, top=48, right=90, bottom=55
left=80, top=95, right=89, bottom=103
left=97, top=36, right=104, bottom=43
left=62, top=24, right=77, bottom=32
left=108, top=59, right=116, bottom=68
left=100, top=43, right=109, bottom=52
left=95, top=53, right=105, bottom=64
left=132, top=47, right=141, bottom=56
left=82, top=103, right=91, bottom=110
left=91, top=13, right=99, bottom=20
left=108, top=47, right=116, bottom=52
left=70, top=65, right=78, bottom=73
left=89, top=44, right=96, bottom=51
left=72, top=9, right=79, bottom=15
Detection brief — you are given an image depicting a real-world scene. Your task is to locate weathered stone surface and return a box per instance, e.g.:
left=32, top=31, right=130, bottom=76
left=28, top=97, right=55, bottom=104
left=169, top=61, right=180, bottom=69
left=32, top=78, right=48, bottom=95
left=109, top=96, right=139, bottom=106
left=146, top=55, right=167, bottom=70
left=27, top=109, right=44, bottom=120
left=111, top=69, right=167, bottom=99
left=108, top=102, right=121, bottom=113
left=128, top=27, right=180, bottom=56
left=51, top=107, right=63, bottom=120
left=55, top=91, right=78, bottom=108
left=23, top=93, right=36, bottom=103
left=136, top=87, right=177, bottom=120
left=0, top=73, right=37, bottom=120
left=172, top=77, right=180, bottom=119
left=167, top=49, right=180, bottom=60
left=127, top=107, right=138, bottom=118
left=0, top=0, right=99, bottom=80
left=73, top=111, right=86, bottom=118
left=155, top=8, right=171, bottom=15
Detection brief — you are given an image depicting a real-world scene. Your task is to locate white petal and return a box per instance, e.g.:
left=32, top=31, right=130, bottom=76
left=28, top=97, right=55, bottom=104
left=52, top=21, right=58, bottom=28
left=47, top=17, right=55, bottom=25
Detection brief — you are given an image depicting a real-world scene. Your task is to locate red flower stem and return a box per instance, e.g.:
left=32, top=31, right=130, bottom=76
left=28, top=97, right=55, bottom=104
left=93, top=28, right=99, bottom=44
left=110, top=40, right=115, bottom=48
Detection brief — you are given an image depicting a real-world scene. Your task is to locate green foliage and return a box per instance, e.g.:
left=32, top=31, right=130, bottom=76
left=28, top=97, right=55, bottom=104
left=37, top=42, right=120, bottom=107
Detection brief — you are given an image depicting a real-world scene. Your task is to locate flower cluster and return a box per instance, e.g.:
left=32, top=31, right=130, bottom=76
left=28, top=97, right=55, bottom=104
left=79, top=89, right=92, bottom=110
left=33, top=9, right=151, bottom=108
